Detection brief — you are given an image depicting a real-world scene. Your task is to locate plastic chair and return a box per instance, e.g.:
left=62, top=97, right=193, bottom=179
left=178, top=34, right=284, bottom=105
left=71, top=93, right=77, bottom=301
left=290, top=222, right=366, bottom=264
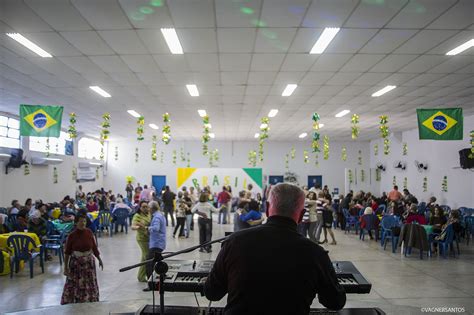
left=6, top=214, right=19, bottom=232
left=43, top=230, right=68, bottom=265
left=0, top=207, right=7, bottom=214
left=97, top=211, right=113, bottom=237
left=376, top=204, right=386, bottom=215
left=429, top=224, right=455, bottom=258
left=380, top=215, right=399, bottom=251
left=112, top=208, right=130, bottom=234
left=7, top=234, right=44, bottom=278
left=343, top=209, right=359, bottom=234
left=465, top=216, right=474, bottom=245
left=418, top=202, right=427, bottom=214
left=359, top=214, right=379, bottom=241
left=440, top=205, right=451, bottom=215
left=46, top=221, right=60, bottom=240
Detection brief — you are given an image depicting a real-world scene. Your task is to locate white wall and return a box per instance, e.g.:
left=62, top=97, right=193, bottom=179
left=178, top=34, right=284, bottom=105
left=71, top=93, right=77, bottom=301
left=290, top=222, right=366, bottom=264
left=0, top=138, right=103, bottom=206
left=104, top=139, right=371, bottom=197
left=370, top=114, right=474, bottom=208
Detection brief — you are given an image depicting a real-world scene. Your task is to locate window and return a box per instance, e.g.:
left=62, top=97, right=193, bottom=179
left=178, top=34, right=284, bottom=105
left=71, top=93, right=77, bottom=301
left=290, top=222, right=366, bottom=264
left=29, top=131, right=72, bottom=155
left=78, top=137, right=106, bottom=160
left=0, top=115, right=21, bottom=149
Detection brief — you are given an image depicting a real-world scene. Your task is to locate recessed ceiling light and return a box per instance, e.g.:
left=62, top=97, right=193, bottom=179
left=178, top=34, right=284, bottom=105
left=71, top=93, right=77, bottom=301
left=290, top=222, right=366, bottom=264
left=268, top=109, right=279, bottom=117
left=309, top=27, right=340, bottom=54
left=149, top=124, right=159, bottom=130
left=299, top=132, right=308, bottom=139
left=282, top=84, right=297, bottom=96
left=371, top=85, right=396, bottom=97
left=6, top=33, right=52, bottom=58
left=254, top=133, right=260, bottom=138
left=198, top=110, right=207, bottom=117
left=209, top=133, right=215, bottom=138
left=127, top=110, right=141, bottom=118
left=161, top=28, right=183, bottom=54
left=89, top=86, right=111, bottom=98
left=335, top=110, right=350, bottom=118
left=446, top=39, right=474, bottom=56
left=186, top=84, right=199, bottom=97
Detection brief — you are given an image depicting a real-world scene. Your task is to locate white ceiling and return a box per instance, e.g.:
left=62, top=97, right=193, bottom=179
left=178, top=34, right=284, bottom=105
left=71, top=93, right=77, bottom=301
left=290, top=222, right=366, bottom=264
left=0, top=0, right=473, bottom=142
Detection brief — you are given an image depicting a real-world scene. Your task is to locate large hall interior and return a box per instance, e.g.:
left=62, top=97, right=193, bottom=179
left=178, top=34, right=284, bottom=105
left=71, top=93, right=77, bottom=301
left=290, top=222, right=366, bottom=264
left=0, top=0, right=473, bottom=314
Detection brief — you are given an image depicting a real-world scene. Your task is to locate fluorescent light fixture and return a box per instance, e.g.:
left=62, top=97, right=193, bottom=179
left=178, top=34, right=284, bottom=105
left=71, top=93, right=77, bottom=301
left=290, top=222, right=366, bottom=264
left=371, top=85, right=396, bottom=97
left=254, top=133, right=260, bottom=138
left=127, top=110, right=141, bottom=118
left=161, top=28, right=183, bottom=54
left=89, top=162, right=102, bottom=166
left=0, top=153, right=11, bottom=158
left=205, top=123, right=212, bottom=129
left=446, top=39, right=474, bottom=56
left=44, top=158, right=63, bottom=162
left=335, top=110, right=350, bottom=118
left=209, top=133, right=215, bottom=138
left=198, top=110, right=207, bottom=117
left=186, top=84, right=199, bottom=97
left=6, top=33, right=52, bottom=58
left=260, top=123, right=268, bottom=129
left=149, top=124, right=159, bottom=130
left=282, top=84, right=297, bottom=96
left=268, top=109, right=279, bottom=117
left=310, top=27, right=340, bottom=54
left=299, top=132, right=308, bottom=139
left=89, top=86, right=111, bottom=98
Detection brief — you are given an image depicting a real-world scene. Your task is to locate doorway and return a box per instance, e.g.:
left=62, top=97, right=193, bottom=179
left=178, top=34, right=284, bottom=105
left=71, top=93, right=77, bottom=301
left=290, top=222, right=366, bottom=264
left=152, top=175, right=166, bottom=196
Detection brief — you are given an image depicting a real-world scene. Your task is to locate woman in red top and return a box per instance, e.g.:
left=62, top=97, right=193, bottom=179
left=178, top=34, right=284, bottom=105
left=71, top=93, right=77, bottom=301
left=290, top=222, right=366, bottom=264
left=86, top=198, right=98, bottom=212
left=61, top=215, right=104, bottom=304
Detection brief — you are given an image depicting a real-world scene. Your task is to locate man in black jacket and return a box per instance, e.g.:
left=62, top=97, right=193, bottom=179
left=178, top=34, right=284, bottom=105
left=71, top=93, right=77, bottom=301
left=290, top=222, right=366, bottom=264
left=161, top=186, right=176, bottom=227
left=204, top=183, right=346, bottom=314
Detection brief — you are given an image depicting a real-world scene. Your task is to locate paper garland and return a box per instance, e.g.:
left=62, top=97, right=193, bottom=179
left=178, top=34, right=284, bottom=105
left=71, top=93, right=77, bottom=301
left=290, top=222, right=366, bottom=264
left=68, top=113, right=77, bottom=139
left=248, top=150, right=257, bottom=167
left=187, top=152, right=191, bottom=167
left=162, top=113, right=171, bottom=144
left=374, top=144, right=378, bottom=156
left=392, top=175, right=397, bottom=187
left=24, top=164, right=30, bottom=176
left=379, top=115, right=390, bottom=155
left=137, top=116, right=145, bottom=141
left=208, top=149, right=219, bottom=167
left=348, top=169, right=353, bottom=184
left=469, top=130, right=474, bottom=158
left=303, top=150, right=309, bottom=163
left=202, top=115, right=211, bottom=156
left=135, top=147, right=139, bottom=163
left=180, top=147, right=186, bottom=162
left=375, top=169, right=381, bottom=181
left=442, top=176, right=448, bottom=192
left=172, top=149, right=177, bottom=165
left=423, top=177, right=428, bottom=192
left=358, top=150, right=362, bottom=165
left=403, top=177, right=408, bottom=190
left=341, top=146, right=347, bottom=161
left=291, top=147, right=296, bottom=159
left=259, top=117, right=270, bottom=162
left=53, top=167, right=58, bottom=184
left=361, top=169, right=365, bottom=182
left=151, top=136, right=157, bottom=161
left=402, top=143, right=408, bottom=156
left=311, top=112, right=321, bottom=152
left=100, top=113, right=110, bottom=160
left=351, top=114, right=360, bottom=140
left=323, top=135, right=329, bottom=160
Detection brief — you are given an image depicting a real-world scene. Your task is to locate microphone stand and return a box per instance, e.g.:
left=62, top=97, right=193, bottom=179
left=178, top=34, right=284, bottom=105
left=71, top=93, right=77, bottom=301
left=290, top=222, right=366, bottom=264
left=119, top=235, right=229, bottom=315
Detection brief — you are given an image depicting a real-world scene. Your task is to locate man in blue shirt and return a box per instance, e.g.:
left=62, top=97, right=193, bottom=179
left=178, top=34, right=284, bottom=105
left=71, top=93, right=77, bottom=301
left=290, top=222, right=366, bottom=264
left=144, top=201, right=167, bottom=291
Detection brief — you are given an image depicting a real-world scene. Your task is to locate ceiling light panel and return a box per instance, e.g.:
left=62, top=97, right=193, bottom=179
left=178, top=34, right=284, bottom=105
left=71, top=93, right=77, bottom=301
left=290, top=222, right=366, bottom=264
left=186, top=84, right=199, bottom=96
left=372, top=85, right=396, bottom=97
left=161, top=28, right=184, bottom=54
left=335, top=110, right=350, bottom=118
left=282, top=84, right=297, bottom=96
left=6, top=33, right=52, bottom=58
left=89, top=86, right=111, bottom=98
left=309, top=28, right=340, bottom=54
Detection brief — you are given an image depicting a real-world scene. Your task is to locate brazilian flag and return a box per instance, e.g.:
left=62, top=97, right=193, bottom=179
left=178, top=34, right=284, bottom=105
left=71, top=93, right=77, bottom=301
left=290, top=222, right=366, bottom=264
left=417, top=108, right=463, bottom=140
left=20, top=104, right=63, bottom=137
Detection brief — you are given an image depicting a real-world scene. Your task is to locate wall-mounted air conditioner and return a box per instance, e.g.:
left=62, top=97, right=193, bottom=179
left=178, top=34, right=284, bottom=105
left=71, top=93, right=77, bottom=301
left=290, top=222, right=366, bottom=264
left=31, top=156, right=63, bottom=165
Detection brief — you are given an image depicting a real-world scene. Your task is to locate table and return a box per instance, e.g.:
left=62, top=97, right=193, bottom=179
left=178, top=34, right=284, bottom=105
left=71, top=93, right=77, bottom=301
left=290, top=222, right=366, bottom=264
left=422, top=225, right=434, bottom=235
left=51, top=220, right=74, bottom=233
left=0, top=232, right=41, bottom=252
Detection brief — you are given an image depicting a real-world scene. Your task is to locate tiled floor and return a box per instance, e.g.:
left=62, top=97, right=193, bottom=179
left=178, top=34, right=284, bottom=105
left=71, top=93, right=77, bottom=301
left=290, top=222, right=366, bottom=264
left=1, top=217, right=473, bottom=315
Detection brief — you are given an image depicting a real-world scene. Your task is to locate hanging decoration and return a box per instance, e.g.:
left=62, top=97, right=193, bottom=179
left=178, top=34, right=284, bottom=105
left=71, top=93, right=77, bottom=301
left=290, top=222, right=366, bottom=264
left=303, top=150, right=309, bottom=163
left=160, top=151, right=164, bottom=163
left=351, top=114, right=360, bottom=140
left=442, top=176, right=448, bottom=192
left=72, top=166, right=77, bottom=181
left=208, top=149, right=218, bottom=167
left=375, top=169, right=381, bottom=181
left=402, top=143, right=408, bottom=156
left=46, top=137, right=50, bottom=157
left=202, top=115, right=211, bottom=156
left=53, top=167, right=58, bottom=184
left=100, top=113, right=110, bottom=160
left=469, top=130, right=474, bottom=158
left=323, top=135, right=329, bottom=160
left=348, top=169, right=353, bottom=184
left=68, top=112, right=77, bottom=139
left=379, top=115, right=390, bottom=155
left=213, top=149, right=219, bottom=163
left=341, top=146, right=347, bottom=161
left=403, top=177, right=408, bottom=190
left=285, top=154, right=289, bottom=169
left=290, top=147, right=296, bottom=159
left=358, top=150, right=362, bottom=165
left=311, top=112, right=321, bottom=152
left=151, top=136, right=158, bottom=161
left=114, top=146, right=118, bottom=161
left=135, top=147, right=139, bottom=163
left=248, top=150, right=257, bottom=167
left=162, top=113, right=171, bottom=144
left=361, top=169, right=365, bottom=182
left=95, top=167, right=100, bottom=180
left=136, top=116, right=145, bottom=141
left=172, top=149, right=177, bottom=165
left=24, top=164, right=30, bottom=176
left=259, top=117, right=270, bottom=162
left=374, top=144, right=379, bottom=156
left=186, top=152, right=191, bottom=167
left=180, top=147, right=186, bottom=162
left=423, top=177, right=428, bottom=192
left=392, top=175, right=397, bottom=187
left=314, top=154, right=319, bottom=167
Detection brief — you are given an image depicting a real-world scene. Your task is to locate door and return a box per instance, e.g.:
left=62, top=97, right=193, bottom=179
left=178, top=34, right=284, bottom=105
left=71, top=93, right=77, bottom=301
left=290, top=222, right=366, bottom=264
left=152, top=175, right=166, bottom=196
left=269, top=175, right=284, bottom=185
left=307, top=175, right=322, bottom=189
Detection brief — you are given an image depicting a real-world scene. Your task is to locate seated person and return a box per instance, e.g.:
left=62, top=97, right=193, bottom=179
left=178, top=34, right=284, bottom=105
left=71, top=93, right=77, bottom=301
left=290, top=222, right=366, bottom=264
left=0, top=213, right=8, bottom=233
left=28, top=209, right=48, bottom=242
left=112, top=198, right=132, bottom=214
left=8, top=200, right=21, bottom=215
left=426, top=196, right=437, bottom=214
left=429, top=206, right=447, bottom=233
left=238, top=200, right=263, bottom=227
left=359, top=207, right=380, bottom=240
left=405, top=204, right=427, bottom=225
left=86, top=198, right=98, bottom=212
left=16, top=207, right=29, bottom=231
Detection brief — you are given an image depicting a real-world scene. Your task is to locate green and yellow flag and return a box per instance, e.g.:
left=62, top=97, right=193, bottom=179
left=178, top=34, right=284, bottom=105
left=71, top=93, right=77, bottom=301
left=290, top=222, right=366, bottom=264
left=417, top=108, right=463, bottom=140
left=20, top=104, right=63, bottom=137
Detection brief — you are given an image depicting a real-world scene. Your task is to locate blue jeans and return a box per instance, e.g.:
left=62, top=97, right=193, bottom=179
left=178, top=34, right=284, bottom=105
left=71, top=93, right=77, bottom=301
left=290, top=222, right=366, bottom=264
left=218, top=206, right=228, bottom=224
left=185, top=214, right=193, bottom=237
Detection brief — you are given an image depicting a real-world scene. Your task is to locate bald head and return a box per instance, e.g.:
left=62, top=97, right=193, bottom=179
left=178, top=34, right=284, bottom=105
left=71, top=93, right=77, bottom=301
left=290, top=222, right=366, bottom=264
left=268, top=183, right=305, bottom=223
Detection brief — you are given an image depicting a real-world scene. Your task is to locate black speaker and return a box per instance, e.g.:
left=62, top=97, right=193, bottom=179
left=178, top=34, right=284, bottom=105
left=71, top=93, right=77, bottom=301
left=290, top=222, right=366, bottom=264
left=459, top=148, right=474, bottom=169
left=8, top=149, right=25, bottom=168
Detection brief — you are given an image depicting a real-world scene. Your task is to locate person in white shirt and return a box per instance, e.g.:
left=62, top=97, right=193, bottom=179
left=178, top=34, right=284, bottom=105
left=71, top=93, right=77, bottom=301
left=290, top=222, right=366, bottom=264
left=191, top=193, right=217, bottom=253
left=112, top=198, right=132, bottom=214
left=9, top=200, right=20, bottom=215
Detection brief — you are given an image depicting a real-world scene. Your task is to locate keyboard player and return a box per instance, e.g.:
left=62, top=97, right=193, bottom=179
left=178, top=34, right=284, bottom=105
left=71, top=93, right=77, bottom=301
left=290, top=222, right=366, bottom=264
left=204, top=183, right=346, bottom=315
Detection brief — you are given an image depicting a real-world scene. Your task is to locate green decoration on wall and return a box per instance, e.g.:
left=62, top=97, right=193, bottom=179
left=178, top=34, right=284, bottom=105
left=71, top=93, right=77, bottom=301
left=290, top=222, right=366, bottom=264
left=151, top=136, right=157, bottom=161
left=375, top=168, right=381, bottom=181
left=162, top=113, right=171, bottom=144
left=379, top=115, right=390, bottom=155
left=137, top=116, right=145, bottom=141
left=341, top=146, right=347, bottom=161
left=24, top=164, right=30, bottom=176
left=285, top=154, right=289, bottom=169
left=186, top=152, right=190, bottom=167
left=351, top=114, right=360, bottom=140
left=248, top=150, right=257, bottom=167
left=374, top=144, right=378, bottom=156
left=53, top=166, right=58, bottom=184
left=348, top=169, right=353, bottom=184
left=392, top=175, right=397, bottom=187
left=135, top=147, right=139, bottom=163
left=403, top=177, right=408, bottom=190
left=291, top=147, right=295, bottom=159
left=180, top=147, right=186, bottom=162
left=172, top=149, right=177, bottom=165
left=314, top=154, right=319, bottom=167
left=323, top=135, right=329, bottom=160
left=202, top=115, right=211, bottom=156
left=442, top=175, right=448, bottom=192
left=358, top=150, right=362, bottom=165
left=423, top=177, right=428, bottom=192
left=303, top=150, right=309, bottom=163
left=402, top=143, right=408, bottom=156
left=361, top=169, right=365, bottom=182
